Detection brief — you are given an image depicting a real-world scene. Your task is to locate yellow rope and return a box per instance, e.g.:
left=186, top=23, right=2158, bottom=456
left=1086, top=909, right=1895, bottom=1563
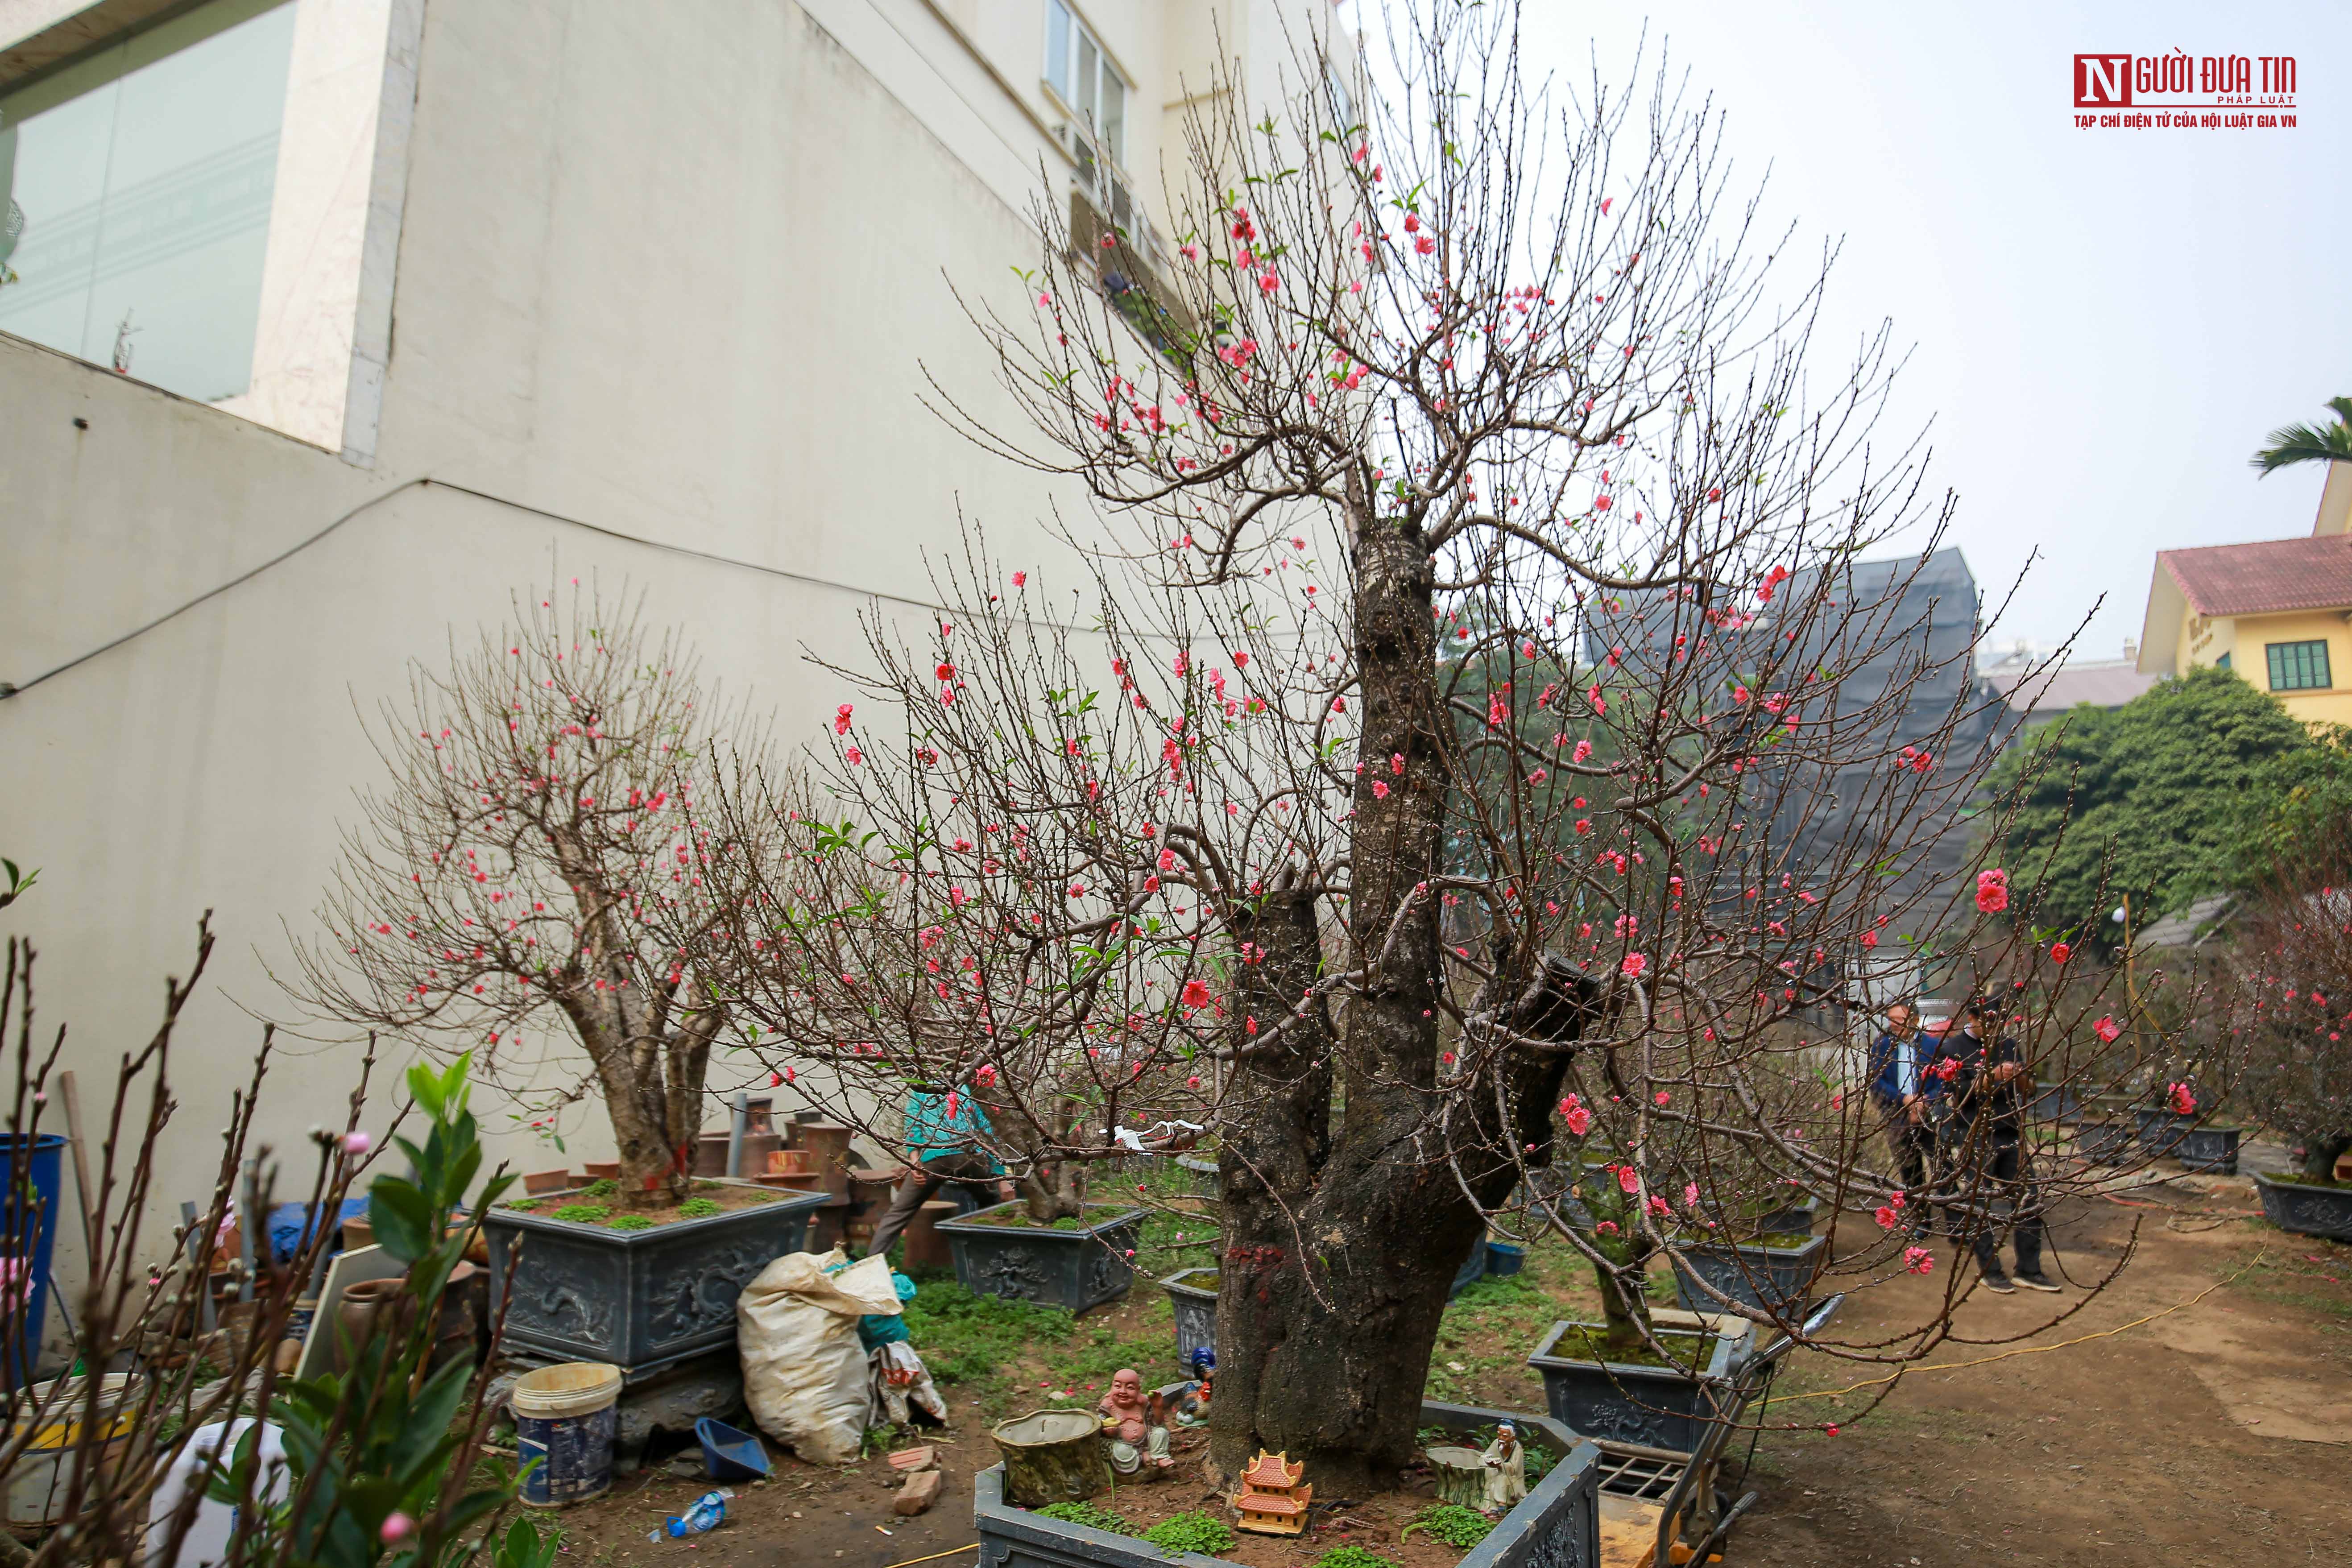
left=1776, top=1249, right=2268, bottom=1404
left=880, top=1546, right=981, bottom=1568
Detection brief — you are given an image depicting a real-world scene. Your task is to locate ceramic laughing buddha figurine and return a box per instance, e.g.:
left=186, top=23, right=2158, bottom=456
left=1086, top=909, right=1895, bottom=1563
left=1097, top=1367, right=1175, bottom=1474
left=1481, top=1422, right=1527, bottom=1514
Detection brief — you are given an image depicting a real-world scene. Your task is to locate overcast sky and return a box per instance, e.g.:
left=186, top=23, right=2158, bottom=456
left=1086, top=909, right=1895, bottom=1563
left=1367, top=2, right=2350, bottom=662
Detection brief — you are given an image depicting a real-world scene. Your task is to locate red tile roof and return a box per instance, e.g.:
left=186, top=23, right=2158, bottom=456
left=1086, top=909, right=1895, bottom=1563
left=1240, top=1494, right=1309, bottom=1517
left=1241, top=1452, right=1301, bottom=1488
left=2159, top=536, right=2352, bottom=616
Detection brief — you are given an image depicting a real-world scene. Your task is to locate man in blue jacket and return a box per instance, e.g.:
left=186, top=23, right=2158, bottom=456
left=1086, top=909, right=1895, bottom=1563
left=864, top=1080, right=1015, bottom=1261
left=1865, top=1002, right=1937, bottom=1202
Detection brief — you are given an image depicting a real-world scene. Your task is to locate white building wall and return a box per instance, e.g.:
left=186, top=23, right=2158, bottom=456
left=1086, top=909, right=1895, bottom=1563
left=0, top=0, right=1339, bottom=1325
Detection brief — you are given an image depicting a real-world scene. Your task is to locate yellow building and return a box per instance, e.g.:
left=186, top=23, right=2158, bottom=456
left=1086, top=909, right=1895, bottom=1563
left=2138, top=463, right=2352, bottom=726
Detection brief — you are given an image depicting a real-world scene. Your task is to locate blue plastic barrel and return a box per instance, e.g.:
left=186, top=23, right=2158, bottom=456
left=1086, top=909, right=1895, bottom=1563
left=511, top=1362, right=621, bottom=1507
left=0, top=1134, right=66, bottom=1386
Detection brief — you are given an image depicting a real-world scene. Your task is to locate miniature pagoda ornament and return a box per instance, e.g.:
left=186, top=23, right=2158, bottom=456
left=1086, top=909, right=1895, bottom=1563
left=1232, top=1450, right=1312, bottom=1535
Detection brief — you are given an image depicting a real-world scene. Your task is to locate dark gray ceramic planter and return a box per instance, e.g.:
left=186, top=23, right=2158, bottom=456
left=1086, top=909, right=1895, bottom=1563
left=2173, top=1125, right=2240, bottom=1174
left=1527, top=1320, right=1739, bottom=1452
left=1671, top=1232, right=1827, bottom=1314
left=936, top=1202, right=1144, bottom=1313
left=483, top=1187, right=826, bottom=1379
left=1160, top=1267, right=1215, bottom=1374
left=1749, top=1194, right=1820, bottom=1237
left=2076, top=1121, right=2136, bottom=1165
left=1692, top=1192, right=1817, bottom=1240
left=1176, top=1156, right=1218, bottom=1197
left=973, top=1398, right=1599, bottom=1568
left=2136, top=1109, right=2193, bottom=1157
left=2029, top=1082, right=2083, bottom=1123
left=2253, top=1172, right=2352, bottom=1241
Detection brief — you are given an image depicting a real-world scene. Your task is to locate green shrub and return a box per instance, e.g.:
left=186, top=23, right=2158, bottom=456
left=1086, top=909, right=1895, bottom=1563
left=677, top=1196, right=723, bottom=1219
left=505, top=1198, right=537, bottom=1212
left=551, top=1203, right=610, bottom=1223
left=1141, top=1510, right=1234, bottom=1556
left=607, top=1213, right=654, bottom=1231
left=580, top=1178, right=618, bottom=1199
left=1313, top=1547, right=1401, bottom=1568
left=1035, top=1500, right=1130, bottom=1534
left=1401, top=1504, right=1494, bottom=1548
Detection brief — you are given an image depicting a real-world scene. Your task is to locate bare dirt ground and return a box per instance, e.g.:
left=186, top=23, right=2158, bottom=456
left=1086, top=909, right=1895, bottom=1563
left=548, top=1164, right=2348, bottom=1568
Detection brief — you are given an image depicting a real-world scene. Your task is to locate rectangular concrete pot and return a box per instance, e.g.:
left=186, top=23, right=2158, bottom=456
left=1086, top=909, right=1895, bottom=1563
left=2136, top=1109, right=2194, bottom=1157
left=483, top=1187, right=825, bottom=1380
left=973, top=1398, right=1599, bottom=1568
left=1527, top=1319, right=1739, bottom=1452
left=2029, top=1081, right=2083, bottom=1124
left=1176, top=1155, right=1218, bottom=1197
left=2174, top=1125, right=2240, bottom=1174
left=2075, top=1121, right=2135, bottom=1165
left=935, top=1202, right=1144, bottom=1313
left=1671, top=1232, right=1827, bottom=1314
left=1160, top=1266, right=1216, bottom=1374
left=1691, top=1191, right=1817, bottom=1240
left=2253, top=1172, right=2352, bottom=1241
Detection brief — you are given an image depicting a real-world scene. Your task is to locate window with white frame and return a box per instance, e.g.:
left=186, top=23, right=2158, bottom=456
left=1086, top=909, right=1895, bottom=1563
left=1044, top=0, right=1126, bottom=168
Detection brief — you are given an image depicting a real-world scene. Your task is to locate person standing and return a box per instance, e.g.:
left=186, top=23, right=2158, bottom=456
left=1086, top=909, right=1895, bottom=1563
left=1865, top=1002, right=1936, bottom=1203
left=863, top=1080, right=1015, bottom=1261
left=1945, top=997, right=2060, bottom=1294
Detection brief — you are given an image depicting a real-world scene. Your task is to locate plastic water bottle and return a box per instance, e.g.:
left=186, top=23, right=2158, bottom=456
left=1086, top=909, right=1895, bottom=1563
left=651, top=1489, right=732, bottom=1540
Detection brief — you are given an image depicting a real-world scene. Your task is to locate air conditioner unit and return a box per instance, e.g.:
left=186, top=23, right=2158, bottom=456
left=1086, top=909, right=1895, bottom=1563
left=1060, top=123, right=1159, bottom=269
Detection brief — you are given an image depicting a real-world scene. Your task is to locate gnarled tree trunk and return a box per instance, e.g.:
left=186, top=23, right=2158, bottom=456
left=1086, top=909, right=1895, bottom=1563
left=1206, top=517, right=1596, bottom=1492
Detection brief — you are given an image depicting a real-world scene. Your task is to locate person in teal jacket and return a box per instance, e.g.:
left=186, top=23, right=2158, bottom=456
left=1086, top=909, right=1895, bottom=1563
left=864, top=1081, right=1014, bottom=1260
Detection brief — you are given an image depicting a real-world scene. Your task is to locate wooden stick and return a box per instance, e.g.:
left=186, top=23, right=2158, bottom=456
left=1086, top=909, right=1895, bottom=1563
left=56, top=1070, right=102, bottom=1262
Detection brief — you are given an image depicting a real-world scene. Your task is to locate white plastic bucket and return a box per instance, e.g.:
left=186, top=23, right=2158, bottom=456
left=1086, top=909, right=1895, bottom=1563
left=511, top=1362, right=621, bottom=1507
left=5, top=1372, right=145, bottom=1527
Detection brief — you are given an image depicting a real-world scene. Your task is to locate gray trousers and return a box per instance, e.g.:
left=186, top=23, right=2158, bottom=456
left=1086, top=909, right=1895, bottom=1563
left=865, top=1151, right=1000, bottom=1259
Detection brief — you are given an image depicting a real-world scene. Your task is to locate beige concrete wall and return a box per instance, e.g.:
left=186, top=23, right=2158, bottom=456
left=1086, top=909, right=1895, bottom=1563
left=3, top=0, right=1341, bottom=1328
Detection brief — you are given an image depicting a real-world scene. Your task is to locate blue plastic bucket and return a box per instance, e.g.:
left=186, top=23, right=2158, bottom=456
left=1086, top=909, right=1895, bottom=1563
left=0, top=1135, right=66, bottom=1387
left=511, top=1362, right=621, bottom=1507
left=1485, top=1241, right=1526, bottom=1277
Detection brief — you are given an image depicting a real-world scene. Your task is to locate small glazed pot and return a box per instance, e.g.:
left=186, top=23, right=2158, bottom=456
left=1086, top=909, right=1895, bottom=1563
left=523, top=1170, right=573, bottom=1196
left=583, top=1161, right=621, bottom=1182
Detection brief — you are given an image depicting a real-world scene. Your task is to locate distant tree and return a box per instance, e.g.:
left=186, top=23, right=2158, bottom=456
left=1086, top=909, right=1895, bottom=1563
left=2226, top=826, right=2352, bottom=1183
left=1984, top=666, right=2321, bottom=945
left=2250, top=394, right=2352, bottom=475
left=293, top=587, right=778, bottom=1206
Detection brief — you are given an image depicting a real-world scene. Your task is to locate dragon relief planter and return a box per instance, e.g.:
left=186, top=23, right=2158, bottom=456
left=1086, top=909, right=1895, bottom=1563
left=976, top=1398, right=1599, bottom=1568
left=936, top=1202, right=1144, bottom=1313
left=2253, top=1172, right=2352, bottom=1242
left=2135, top=1109, right=2195, bottom=1158
left=482, top=1187, right=826, bottom=1380
left=1160, top=1266, right=1217, bottom=1374
left=2029, top=1081, right=2084, bottom=1124
left=1527, top=1320, right=1739, bottom=1452
left=2171, top=1125, right=2241, bottom=1174
left=2075, top=1121, right=2136, bottom=1165
left=1671, top=1232, right=1827, bottom=1314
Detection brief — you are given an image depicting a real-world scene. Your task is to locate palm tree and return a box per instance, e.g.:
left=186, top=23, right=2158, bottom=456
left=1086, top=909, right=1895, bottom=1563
left=2252, top=395, right=2352, bottom=475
